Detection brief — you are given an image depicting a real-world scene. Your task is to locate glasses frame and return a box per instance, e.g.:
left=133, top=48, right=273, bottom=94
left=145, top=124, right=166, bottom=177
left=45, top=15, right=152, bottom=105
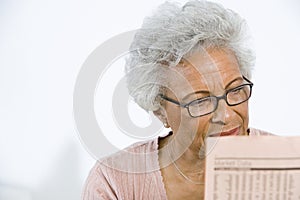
left=159, top=76, right=253, bottom=118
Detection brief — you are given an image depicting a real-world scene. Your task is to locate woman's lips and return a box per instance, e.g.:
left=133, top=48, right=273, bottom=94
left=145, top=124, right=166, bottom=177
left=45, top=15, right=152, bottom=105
left=209, top=127, right=240, bottom=137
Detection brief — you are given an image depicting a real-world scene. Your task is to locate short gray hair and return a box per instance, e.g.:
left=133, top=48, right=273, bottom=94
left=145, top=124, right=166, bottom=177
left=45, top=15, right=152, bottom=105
left=125, top=0, right=255, bottom=111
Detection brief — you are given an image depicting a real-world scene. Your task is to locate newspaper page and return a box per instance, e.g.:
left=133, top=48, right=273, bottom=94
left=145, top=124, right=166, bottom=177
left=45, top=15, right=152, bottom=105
left=205, top=136, right=300, bottom=200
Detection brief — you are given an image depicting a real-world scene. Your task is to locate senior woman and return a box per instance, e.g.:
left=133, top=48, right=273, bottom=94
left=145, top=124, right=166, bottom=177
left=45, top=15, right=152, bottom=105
left=83, top=0, right=270, bottom=199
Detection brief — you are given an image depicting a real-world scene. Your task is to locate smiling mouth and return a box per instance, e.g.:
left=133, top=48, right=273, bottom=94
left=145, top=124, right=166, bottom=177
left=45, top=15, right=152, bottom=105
left=208, top=127, right=240, bottom=137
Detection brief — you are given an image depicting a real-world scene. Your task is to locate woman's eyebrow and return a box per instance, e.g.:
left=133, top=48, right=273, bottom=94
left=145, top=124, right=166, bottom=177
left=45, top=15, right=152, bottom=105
left=182, top=90, right=210, bottom=101
left=225, top=77, right=243, bottom=89
left=182, top=77, right=243, bottom=101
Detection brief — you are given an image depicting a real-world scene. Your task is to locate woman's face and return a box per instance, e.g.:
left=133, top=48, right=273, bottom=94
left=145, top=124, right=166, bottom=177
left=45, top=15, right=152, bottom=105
left=161, top=48, right=250, bottom=152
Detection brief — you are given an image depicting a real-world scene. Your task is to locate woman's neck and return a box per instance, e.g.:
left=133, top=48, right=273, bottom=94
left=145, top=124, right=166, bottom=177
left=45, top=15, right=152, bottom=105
left=158, top=132, right=205, bottom=178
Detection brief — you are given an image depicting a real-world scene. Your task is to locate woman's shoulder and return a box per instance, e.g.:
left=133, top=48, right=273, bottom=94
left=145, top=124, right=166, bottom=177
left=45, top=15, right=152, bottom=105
left=249, top=127, right=275, bottom=136
left=94, top=137, right=160, bottom=173
left=83, top=137, right=165, bottom=199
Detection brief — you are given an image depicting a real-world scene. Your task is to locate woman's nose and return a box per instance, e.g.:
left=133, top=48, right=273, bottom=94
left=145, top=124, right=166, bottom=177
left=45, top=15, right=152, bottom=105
left=210, top=100, right=234, bottom=125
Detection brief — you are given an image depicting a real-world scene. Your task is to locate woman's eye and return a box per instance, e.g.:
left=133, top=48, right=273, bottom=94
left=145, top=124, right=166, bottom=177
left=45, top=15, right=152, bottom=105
left=196, top=98, right=212, bottom=106
left=231, top=87, right=243, bottom=94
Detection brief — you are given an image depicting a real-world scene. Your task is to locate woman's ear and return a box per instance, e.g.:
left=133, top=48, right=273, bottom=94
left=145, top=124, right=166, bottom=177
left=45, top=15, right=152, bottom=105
left=153, top=106, right=170, bottom=128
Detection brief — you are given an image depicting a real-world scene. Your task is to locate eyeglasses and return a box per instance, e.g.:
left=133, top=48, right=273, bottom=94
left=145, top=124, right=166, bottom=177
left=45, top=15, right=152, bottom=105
left=159, top=76, right=253, bottom=118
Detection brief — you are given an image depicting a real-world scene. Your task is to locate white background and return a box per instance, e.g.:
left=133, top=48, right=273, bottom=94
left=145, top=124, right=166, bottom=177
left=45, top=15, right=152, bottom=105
left=1, top=0, right=299, bottom=199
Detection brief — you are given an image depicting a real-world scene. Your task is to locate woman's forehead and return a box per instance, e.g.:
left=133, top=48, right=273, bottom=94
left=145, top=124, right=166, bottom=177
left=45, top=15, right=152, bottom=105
left=167, top=68, right=242, bottom=92
left=165, top=49, right=243, bottom=99
left=180, top=48, right=239, bottom=74
left=170, top=50, right=241, bottom=83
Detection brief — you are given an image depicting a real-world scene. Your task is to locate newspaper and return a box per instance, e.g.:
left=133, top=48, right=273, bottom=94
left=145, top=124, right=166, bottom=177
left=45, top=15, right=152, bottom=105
left=205, top=136, right=300, bottom=200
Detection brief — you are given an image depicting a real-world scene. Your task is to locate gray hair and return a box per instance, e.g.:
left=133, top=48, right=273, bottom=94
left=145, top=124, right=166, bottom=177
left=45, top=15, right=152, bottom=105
left=125, top=0, right=255, bottom=111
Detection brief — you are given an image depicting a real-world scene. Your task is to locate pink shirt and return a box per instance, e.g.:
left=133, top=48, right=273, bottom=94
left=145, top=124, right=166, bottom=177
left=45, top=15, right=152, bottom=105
left=82, top=128, right=272, bottom=200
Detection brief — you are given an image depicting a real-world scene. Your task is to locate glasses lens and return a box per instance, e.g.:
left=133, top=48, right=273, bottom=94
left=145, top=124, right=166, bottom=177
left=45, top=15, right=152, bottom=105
left=227, top=84, right=251, bottom=105
left=188, top=97, right=217, bottom=117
